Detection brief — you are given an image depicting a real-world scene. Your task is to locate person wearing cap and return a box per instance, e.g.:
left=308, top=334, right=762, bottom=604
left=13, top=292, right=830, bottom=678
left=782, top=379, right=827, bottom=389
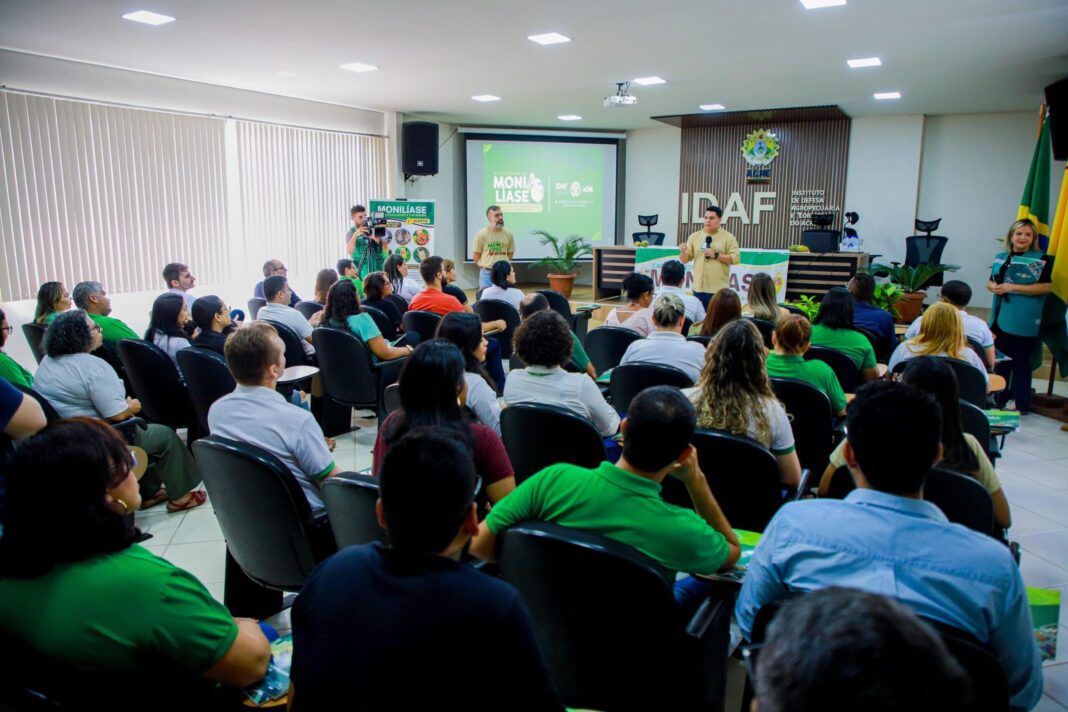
left=619, top=293, right=708, bottom=383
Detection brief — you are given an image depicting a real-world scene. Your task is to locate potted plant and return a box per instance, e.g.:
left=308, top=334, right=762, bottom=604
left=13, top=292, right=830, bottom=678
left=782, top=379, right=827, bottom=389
left=785, top=294, right=820, bottom=321
left=869, top=262, right=958, bottom=324
left=531, top=230, right=593, bottom=298
left=870, top=282, right=905, bottom=320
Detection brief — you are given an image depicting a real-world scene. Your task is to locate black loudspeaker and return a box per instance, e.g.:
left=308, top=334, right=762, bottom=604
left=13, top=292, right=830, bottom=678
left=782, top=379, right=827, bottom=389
left=1046, top=78, right=1068, bottom=161
left=402, top=121, right=439, bottom=176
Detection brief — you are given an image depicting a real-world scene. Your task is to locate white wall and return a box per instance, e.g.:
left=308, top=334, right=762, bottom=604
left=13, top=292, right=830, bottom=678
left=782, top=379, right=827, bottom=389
left=623, top=126, right=682, bottom=244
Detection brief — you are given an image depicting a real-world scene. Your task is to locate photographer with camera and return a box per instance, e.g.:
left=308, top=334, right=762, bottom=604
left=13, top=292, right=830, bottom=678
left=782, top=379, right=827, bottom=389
left=345, top=204, right=387, bottom=279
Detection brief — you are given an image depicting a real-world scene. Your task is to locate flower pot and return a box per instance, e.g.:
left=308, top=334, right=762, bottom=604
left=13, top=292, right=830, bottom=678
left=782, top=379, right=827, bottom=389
left=548, top=273, right=577, bottom=298
left=894, top=291, right=925, bottom=324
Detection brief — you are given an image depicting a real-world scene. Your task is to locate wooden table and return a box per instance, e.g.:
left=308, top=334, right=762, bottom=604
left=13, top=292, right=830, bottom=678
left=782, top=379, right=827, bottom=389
left=894, top=323, right=909, bottom=336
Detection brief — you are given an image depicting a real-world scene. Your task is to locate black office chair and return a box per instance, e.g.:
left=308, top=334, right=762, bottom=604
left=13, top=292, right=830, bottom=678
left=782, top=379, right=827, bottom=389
left=321, top=473, right=388, bottom=549
left=384, top=293, right=409, bottom=315
left=259, top=320, right=312, bottom=368
left=584, top=326, right=643, bottom=375
left=247, top=297, right=266, bottom=320
left=933, top=356, right=989, bottom=408
left=960, top=401, right=999, bottom=463
left=535, top=289, right=593, bottom=343
left=313, top=327, right=403, bottom=425
left=294, top=301, right=324, bottom=320
left=966, top=337, right=991, bottom=372
left=361, top=305, right=395, bottom=339
left=854, top=325, right=889, bottom=364
left=472, top=299, right=522, bottom=359
left=772, top=377, right=839, bottom=478
left=804, top=346, right=859, bottom=393
left=383, top=382, right=401, bottom=417
left=632, top=214, right=667, bottom=246
left=176, top=347, right=235, bottom=435
left=500, top=403, right=606, bottom=484
left=609, top=363, right=693, bottom=412
left=400, top=310, right=441, bottom=343
left=91, top=342, right=134, bottom=396
left=687, top=335, right=711, bottom=347
left=21, top=323, right=46, bottom=364
left=748, top=317, right=776, bottom=349
left=926, top=466, right=996, bottom=538
left=823, top=466, right=856, bottom=499
left=497, top=521, right=730, bottom=712
left=116, top=339, right=197, bottom=437
left=903, top=218, right=949, bottom=288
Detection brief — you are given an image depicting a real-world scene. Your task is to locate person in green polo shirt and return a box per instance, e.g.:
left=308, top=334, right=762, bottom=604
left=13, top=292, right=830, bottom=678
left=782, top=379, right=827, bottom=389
left=72, top=280, right=139, bottom=346
left=809, top=287, right=880, bottom=383
left=765, top=313, right=847, bottom=416
left=0, top=308, right=34, bottom=388
left=517, top=292, right=596, bottom=379
left=336, top=258, right=365, bottom=298
left=471, top=386, right=741, bottom=612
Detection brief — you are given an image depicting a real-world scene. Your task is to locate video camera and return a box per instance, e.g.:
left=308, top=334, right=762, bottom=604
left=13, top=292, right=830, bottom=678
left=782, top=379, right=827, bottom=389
left=367, top=211, right=388, bottom=237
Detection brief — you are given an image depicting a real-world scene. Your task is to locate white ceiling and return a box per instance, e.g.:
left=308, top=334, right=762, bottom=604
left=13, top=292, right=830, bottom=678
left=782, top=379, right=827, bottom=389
left=2, top=0, right=1067, bottom=130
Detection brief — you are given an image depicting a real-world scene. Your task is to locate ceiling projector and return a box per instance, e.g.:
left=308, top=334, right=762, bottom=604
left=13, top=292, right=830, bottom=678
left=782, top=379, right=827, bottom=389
left=604, top=82, right=637, bottom=108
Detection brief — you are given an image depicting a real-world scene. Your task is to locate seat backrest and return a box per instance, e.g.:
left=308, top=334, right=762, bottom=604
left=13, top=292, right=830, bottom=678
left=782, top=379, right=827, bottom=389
left=116, top=339, right=192, bottom=429
left=748, top=317, right=775, bottom=349
left=921, top=619, right=1010, bottom=712
left=648, top=233, right=666, bottom=246
left=382, top=382, right=401, bottom=416
left=361, top=305, right=394, bottom=337
left=905, top=234, right=948, bottom=265
left=91, top=342, right=133, bottom=395
left=804, top=346, right=858, bottom=393
left=247, top=298, right=266, bottom=320
left=384, top=293, right=409, bottom=315
left=260, top=319, right=311, bottom=368
left=312, top=327, right=378, bottom=409
left=13, top=384, right=60, bottom=422
left=534, top=289, right=574, bottom=319
left=472, top=299, right=522, bottom=359
left=824, top=465, right=857, bottom=499
left=959, top=401, right=992, bottom=450
left=933, top=357, right=988, bottom=407
left=191, top=436, right=320, bottom=591
left=609, top=363, right=693, bottom=413
left=294, top=301, right=324, bottom=320
left=771, top=377, right=835, bottom=474
left=500, top=403, right=606, bottom=484
left=966, top=338, right=988, bottom=369
left=584, top=326, right=643, bottom=375
left=925, top=466, right=996, bottom=537
left=320, top=473, right=388, bottom=549
left=687, top=335, right=711, bottom=347
left=400, top=310, right=441, bottom=343
left=20, top=323, right=46, bottom=364
left=853, top=325, right=883, bottom=360
left=176, top=347, right=236, bottom=434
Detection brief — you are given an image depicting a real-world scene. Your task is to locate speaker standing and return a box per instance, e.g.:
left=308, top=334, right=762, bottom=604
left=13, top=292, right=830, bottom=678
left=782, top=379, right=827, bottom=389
left=472, top=206, right=515, bottom=289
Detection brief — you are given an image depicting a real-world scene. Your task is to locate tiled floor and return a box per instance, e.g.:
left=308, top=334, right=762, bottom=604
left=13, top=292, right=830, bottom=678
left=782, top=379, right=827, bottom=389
left=136, top=410, right=1068, bottom=709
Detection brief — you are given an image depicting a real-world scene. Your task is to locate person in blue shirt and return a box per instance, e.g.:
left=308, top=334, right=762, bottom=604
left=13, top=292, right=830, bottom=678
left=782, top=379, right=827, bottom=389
left=736, top=380, right=1042, bottom=711
left=848, top=272, right=895, bottom=361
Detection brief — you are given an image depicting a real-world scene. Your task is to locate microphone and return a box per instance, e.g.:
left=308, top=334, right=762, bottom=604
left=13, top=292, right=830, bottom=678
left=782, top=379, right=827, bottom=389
left=704, top=234, right=712, bottom=259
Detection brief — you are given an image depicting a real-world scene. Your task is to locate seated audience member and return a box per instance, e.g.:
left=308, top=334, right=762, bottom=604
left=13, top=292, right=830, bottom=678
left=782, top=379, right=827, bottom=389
left=472, top=386, right=741, bottom=610
left=742, top=271, right=790, bottom=323
left=321, top=280, right=413, bottom=361
left=163, top=262, right=197, bottom=310
left=656, top=259, right=705, bottom=323
left=888, top=302, right=987, bottom=379
left=384, top=253, right=421, bottom=303
left=191, top=295, right=235, bottom=355
left=736, top=380, right=1042, bottom=710
left=0, top=308, right=34, bottom=387
left=209, top=322, right=340, bottom=514
left=72, top=281, right=139, bottom=346
left=373, top=340, right=515, bottom=506
left=437, top=313, right=501, bottom=433
left=765, top=314, right=847, bottom=417
left=619, top=294, right=706, bottom=382
left=362, top=271, right=406, bottom=340
left=505, top=311, right=620, bottom=437
left=480, top=260, right=524, bottom=311
left=688, top=319, right=802, bottom=488
left=751, top=587, right=971, bottom=712
left=0, top=418, right=270, bottom=692
left=810, top=287, right=879, bottom=382
left=34, top=311, right=205, bottom=511
left=315, top=268, right=340, bottom=305
left=258, top=275, right=315, bottom=356
left=697, top=287, right=741, bottom=338
left=847, top=272, right=896, bottom=357
left=519, top=293, right=596, bottom=379
left=411, top=257, right=508, bottom=334
left=820, top=356, right=1010, bottom=529
left=254, top=260, right=301, bottom=306
left=906, top=280, right=995, bottom=369
left=442, top=258, right=469, bottom=305
left=292, top=429, right=560, bottom=710
left=604, top=272, right=655, bottom=336
left=0, top=377, right=47, bottom=520
left=34, top=281, right=72, bottom=325
left=144, top=293, right=192, bottom=375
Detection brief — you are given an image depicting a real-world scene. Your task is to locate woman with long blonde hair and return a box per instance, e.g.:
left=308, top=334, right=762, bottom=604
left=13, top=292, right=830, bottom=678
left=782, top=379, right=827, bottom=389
left=887, top=302, right=987, bottom=381
left=688, top=319, right=801, bottom=487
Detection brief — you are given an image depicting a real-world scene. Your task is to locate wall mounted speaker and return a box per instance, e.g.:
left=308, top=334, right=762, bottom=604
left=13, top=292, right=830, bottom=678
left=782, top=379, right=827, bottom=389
left=402, top=121, right=439, bottom=176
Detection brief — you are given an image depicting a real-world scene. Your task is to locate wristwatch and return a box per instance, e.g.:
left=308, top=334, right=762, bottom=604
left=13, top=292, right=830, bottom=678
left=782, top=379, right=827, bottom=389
left=714, top=252, right=720, bottom=259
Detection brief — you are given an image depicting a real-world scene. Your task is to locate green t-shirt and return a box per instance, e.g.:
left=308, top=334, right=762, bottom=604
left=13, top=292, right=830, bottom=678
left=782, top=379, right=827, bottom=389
left=766, top=352, right=846, bottom=414
left=328, top=313, right=383, bottom=362
left=809, top=324, right=876, bottom=370
left=0, top=545, right=237, bottom=676
left=339, top=274, right=365, bottom=298
left=0, top=351, right=33, bottom=388
left=486, top=461, right=730, bottom=576
left=569, top=331, right=591, bottom=371
left=89, top=313, right=139, bottom=345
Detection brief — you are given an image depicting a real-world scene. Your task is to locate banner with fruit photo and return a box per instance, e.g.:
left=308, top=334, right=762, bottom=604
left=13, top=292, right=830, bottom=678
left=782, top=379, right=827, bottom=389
left=370, top=200, right=436, bottom=285
left=633, top=247, right=789, bottom=305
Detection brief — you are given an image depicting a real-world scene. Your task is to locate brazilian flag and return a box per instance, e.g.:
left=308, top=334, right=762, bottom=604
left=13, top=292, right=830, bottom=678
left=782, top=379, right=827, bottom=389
left=1017, top=119, right=1052, bottom=248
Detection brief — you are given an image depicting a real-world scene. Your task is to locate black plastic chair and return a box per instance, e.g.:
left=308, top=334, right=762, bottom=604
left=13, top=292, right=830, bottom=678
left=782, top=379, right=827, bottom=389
left=497, top=521, right=730, bottom=712
left=176, top=347, right=235, bottom=435
left=960, top=401, right=999, bottom=462
left=584, top=326, right=643, bottom=375
left=609, top=363, right=693, bottom=413
left=804, top=345, right=859, bottom=393
left=321, top=473, right=387, bottom=549
left=687, top=335, right=711, bottom=347
left=21, top=323, right=46, bottom=364
left=116, top=339, right=197, bottom=436
left=294, top=301, right=323, bottom=320
left=472, top=299, right=522, bottom=359
left=383, top=382, right=401, bottom=416
left=247, top=297, right=266, bottom=320
left=361, top=305, right=395, bottom=339
left=313, top=327, right=403, bottom=423
left=400, top=310, right=441, bottom=343
left=260, top=319, right=313, bottom=368
left=926, top=466, right=996, bottom=537
left=500, top=403, right=606, bottom=484
left=854, top=325, right=889, bottom=364
left=384, top=293, right=409, bottom=315
left=934, top=356, right=989, bottom=408
left=967, top=337, right=991, bottom=372
left=771, top=377, right=838, bottom=477
left=91, top=342, right=134, bottom=396
left=748, top=317, right=775, bottom=349
left=536, top=289, right=593, bottom=343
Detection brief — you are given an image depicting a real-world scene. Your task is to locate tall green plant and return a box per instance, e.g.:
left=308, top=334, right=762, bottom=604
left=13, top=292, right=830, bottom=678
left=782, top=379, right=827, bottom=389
left=869, top=262, right=958, bottom=292
left=871, top=283, right=905, bottom=319
left=531, top=230, right=593, bottom=275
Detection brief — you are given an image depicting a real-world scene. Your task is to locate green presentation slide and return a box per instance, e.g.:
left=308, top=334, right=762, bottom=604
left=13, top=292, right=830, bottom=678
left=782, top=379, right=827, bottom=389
left=465, top=138, right=617, bottom=261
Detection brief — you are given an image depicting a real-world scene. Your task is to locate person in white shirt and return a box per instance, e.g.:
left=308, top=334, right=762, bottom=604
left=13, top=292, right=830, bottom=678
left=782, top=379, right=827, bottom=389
left=144, top=293, right=192, bottom=376
left=438, top=312, right=501, bottom=434
left=384, top=254, right=421, bottom=303
left=505, top=310, right=620, bottom=437
left=904, top=280, right=995, bottom=370
left=209, top=322, right=341, bottom=513
left=889, top=302, right=988, bottom=381
left=620, top=294, right=706, bottom=383
left=162, top=262, right=197, bottom=310
left=655, top=260, right=705, bottom=324
left=257, top=275, right=315, bottom=356
left=479, top=261, right=524, bottom=312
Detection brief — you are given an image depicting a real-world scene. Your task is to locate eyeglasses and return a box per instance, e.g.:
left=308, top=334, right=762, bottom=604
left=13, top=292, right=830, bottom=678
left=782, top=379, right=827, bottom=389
left=89, top=324, right=103, bottom=333
left=1, top=325, right=12, bottom=335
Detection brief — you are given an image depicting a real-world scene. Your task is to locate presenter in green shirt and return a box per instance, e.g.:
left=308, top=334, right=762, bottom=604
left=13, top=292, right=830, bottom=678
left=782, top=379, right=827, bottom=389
left=765, top=313, right=846, bottom=416
left=679, top=205, right=740, bottom=309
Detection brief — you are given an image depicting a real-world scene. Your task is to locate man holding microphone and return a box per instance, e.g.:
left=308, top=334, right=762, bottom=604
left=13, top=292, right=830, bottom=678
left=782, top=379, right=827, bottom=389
left=472, top=205, right=515, bottom=289
left=678, top=205, right=740, bottom=309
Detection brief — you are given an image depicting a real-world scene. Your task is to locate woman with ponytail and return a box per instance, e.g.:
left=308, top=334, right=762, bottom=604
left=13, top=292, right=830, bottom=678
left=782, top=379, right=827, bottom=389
left=765, top=314, right=847, bottom=416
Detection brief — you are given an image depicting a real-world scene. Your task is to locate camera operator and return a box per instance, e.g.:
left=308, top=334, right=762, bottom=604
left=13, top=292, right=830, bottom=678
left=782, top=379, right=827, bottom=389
left=345, top=204, right=386, bottom=278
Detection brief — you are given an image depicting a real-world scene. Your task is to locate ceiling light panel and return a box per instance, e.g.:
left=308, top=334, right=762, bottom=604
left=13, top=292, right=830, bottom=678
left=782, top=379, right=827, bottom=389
left=699, top=104, right=726, bottom=111
left=339, top=62, right=378, bottom=73
left=558, top=115, right=582, bottom=121
left=472, top=95, right=501, bottom=102
left=121, top=10, right=175, bottom=25
left=847, top=57, right=882, bottom=68
left=633, top=76, right=666, bottom=86
left=800, top=0, right=846, bottom=8
left=874, top=91, right=902, bottom=100
left=528, top=32, right=571, bottom=45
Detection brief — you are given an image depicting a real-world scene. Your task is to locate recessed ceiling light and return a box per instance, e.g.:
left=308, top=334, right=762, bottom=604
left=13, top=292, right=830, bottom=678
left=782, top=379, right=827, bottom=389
left=528, top=32, right=571, bottom=45
left=847, top=57, right=882, bottom=68
left=339, top=62, right=378, bottom=73
left=874, top=91, right=902, bottom=100
left=472, top=95, right=501, bottom=102
left=121, top=10, right=175, bottom=25
left=277, top=71, right=297, bottom=77
left=699, top=104, right=726, bottom=111
left=633, top=76, right=666, bottom=86
left=558, top=115, right=582, bottom=121
left=800, top=0, right=847, bottom=8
